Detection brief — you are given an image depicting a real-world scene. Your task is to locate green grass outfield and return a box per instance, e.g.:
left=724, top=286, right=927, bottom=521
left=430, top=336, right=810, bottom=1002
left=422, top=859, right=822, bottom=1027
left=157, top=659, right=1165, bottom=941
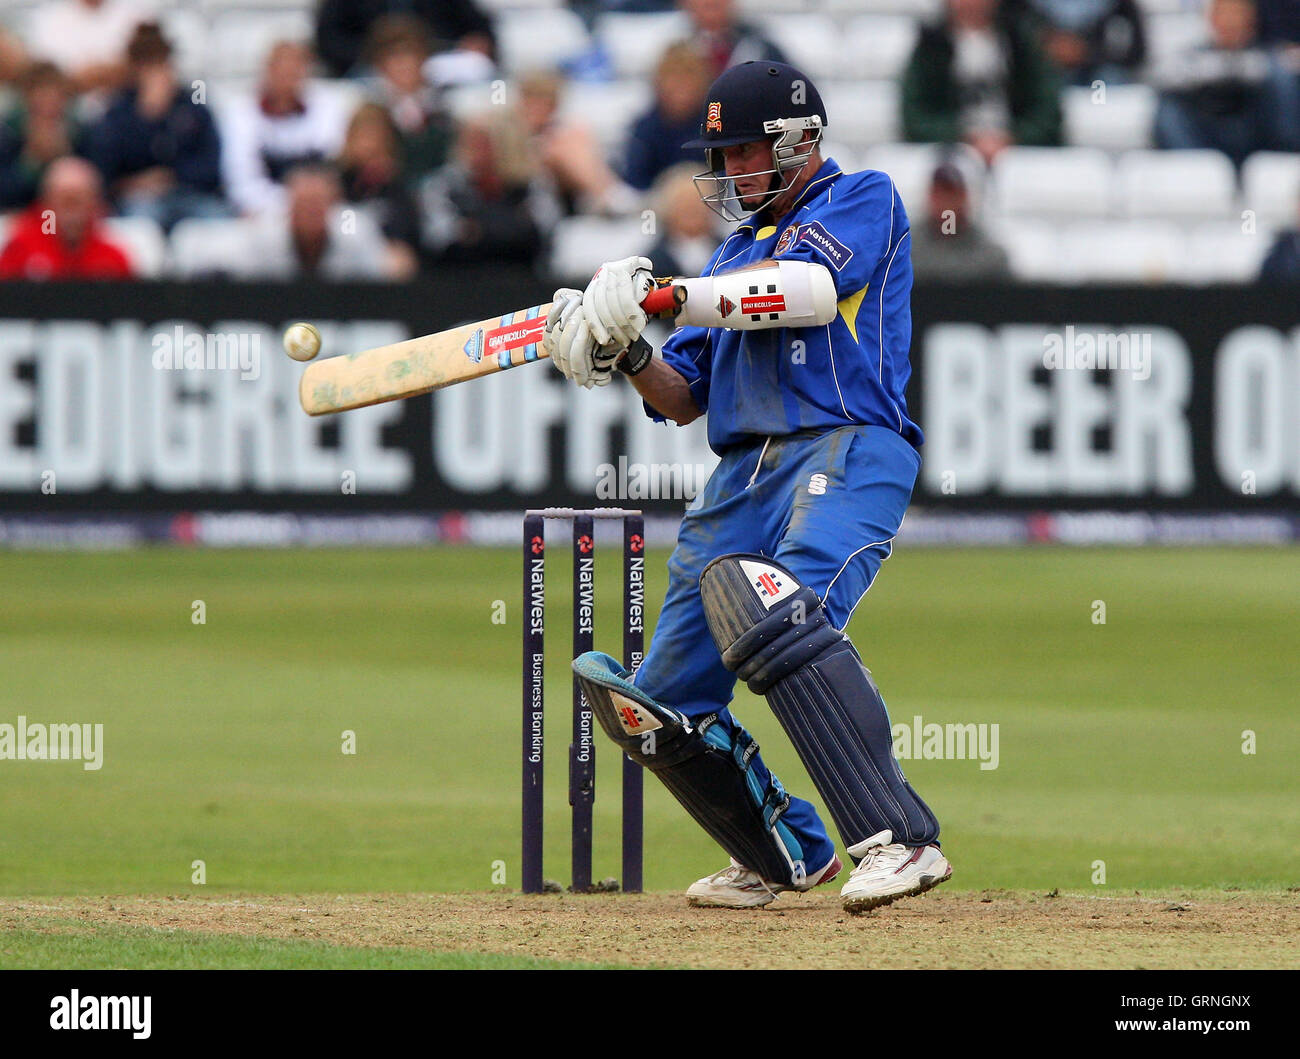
left=0, top=545, right=1296, bottom=912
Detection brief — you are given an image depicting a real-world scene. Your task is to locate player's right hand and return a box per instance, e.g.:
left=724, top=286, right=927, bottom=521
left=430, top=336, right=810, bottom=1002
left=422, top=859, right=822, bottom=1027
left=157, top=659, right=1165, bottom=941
left=544, top=288, right=614, bottom=389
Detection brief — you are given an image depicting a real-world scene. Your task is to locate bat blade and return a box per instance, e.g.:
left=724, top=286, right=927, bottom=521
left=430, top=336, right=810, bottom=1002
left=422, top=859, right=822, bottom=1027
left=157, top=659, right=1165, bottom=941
left=298, top=302, right=554, bottom=416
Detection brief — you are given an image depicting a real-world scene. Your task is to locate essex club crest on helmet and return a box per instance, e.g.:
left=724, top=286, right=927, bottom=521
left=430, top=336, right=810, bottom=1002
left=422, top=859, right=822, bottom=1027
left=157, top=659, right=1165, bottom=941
left=682, top=61, right=827, bottom=222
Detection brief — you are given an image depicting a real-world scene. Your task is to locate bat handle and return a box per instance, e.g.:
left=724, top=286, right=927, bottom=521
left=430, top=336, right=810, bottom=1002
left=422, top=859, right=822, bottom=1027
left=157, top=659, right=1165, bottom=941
left=640, top=282, right=685, bottom=319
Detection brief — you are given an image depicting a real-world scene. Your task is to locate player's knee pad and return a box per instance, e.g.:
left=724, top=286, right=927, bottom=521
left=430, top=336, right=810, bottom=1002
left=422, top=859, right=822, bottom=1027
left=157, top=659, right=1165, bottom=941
left=699, top=554, right=940, bottom=848
left=573, top=651, right=810, bottom=886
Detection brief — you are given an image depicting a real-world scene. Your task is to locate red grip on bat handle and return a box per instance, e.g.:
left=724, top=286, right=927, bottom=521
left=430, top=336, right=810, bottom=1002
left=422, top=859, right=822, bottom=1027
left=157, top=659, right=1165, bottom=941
left=640, top=283, right=684, bottom=318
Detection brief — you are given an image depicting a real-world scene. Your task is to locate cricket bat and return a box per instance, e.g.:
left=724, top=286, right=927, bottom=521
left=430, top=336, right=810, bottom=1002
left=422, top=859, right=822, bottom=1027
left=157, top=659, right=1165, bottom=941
left=298, top=284, right=684, bottom=416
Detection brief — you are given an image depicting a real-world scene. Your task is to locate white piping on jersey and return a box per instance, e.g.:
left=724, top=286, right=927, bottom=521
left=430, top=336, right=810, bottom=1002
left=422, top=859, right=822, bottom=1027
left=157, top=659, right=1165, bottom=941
left=821, top=535, right=895, bottom=609
left=878, top=228, right=909, bottom=434
left=841, top=539, right=895, bottom=628
left=745, top=435, right=772, bottom=489
left=824, top=320, right=848, bottom=419
left=710, top=230, right=751, bottom=275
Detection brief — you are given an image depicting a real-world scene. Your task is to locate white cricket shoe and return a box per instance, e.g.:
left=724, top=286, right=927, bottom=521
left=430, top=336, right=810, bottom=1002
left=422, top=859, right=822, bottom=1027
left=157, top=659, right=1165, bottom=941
left=686, top=853, right=843, bottom=909
left=840, top=830, right=952, bottom=914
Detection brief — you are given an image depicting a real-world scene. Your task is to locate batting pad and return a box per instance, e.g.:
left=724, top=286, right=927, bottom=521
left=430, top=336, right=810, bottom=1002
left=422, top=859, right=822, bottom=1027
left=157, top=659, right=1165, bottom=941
left=699, top=554, right=940, bottom=849
left=573, top=651, right=809, bottom=886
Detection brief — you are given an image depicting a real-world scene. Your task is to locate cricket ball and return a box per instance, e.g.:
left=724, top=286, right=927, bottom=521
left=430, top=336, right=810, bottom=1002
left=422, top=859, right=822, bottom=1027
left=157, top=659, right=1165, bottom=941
left=283, top=322, right=322, bottom=362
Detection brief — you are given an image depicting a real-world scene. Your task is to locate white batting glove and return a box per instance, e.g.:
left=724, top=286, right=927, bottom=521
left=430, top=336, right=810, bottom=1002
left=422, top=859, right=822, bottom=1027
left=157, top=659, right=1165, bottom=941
left=544, top=288, right=616, bottom=388
left=582, top=256, right=654, bottom=352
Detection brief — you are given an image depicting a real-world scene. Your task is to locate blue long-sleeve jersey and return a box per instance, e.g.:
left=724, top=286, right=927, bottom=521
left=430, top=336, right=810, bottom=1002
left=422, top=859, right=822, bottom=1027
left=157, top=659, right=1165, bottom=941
left=653, top=157, right=922, bottom=455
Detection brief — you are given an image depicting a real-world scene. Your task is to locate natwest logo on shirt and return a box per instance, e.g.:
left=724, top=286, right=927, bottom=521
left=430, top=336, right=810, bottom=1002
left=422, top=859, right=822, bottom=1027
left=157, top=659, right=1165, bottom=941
left=795, top=220, right=854, bottom=272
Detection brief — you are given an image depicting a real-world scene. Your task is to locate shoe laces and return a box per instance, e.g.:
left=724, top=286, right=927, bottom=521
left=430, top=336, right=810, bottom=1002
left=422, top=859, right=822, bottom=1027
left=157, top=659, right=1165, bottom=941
left=710, top=859, right=778, bottom=896
left=854, top=841, right=910, bottom=875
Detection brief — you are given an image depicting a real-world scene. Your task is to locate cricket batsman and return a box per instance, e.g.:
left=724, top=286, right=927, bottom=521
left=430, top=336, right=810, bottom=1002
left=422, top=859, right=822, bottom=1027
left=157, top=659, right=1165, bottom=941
left=542, top=61, right=951, bottom=912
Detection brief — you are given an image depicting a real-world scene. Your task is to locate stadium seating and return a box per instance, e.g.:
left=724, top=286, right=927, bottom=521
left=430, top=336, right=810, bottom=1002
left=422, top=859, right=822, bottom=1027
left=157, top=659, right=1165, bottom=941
left=102, top=217, right=168, bottom=278
left=1062, top=84, right=1158, bottom=152
left=1241, top=152, right=1300, bottom=228
left=1116, top=149, right=1237, bottom=220
left=992, top=147, right=1115, bottom=219
left=594, top=12, right=692, bottom=79
left=497, top=7, right=591, bottom=77
left=169, top=217, right=255, bottom=279
left=549, top=214, right=652, bottom=283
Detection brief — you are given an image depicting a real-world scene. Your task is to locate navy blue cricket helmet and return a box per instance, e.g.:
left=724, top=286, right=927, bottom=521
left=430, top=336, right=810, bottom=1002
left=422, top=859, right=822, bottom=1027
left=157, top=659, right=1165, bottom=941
left=682, top=60, right=828, bottom=220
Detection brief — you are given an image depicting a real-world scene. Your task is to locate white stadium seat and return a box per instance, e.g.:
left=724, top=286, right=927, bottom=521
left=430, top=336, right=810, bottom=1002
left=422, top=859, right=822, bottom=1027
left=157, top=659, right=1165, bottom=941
left=594, top=12, right=691, bottom=79
left=559, top=79, right=654, bottom=158
left=1063, top=83, right=1157, bottom=151
left=859, top=142, right=985, bottom=220
left=102, top=217, right=168, bottom=278
left=838, top=15, right=918, bottom=82
left=1144, top=12, right=1209, bottom=62
left=1116, top=149, right=1237, bottom=220
left=738, top=0, right=812, bottom=12
left=756, top=14, right=837, bottom=79
left=824, top=0, right=942, bottom=17
left=1178, top=221, right=1276, bottom=284
left=1061, top=220, right=1187, bottom=283
left=497, top=8, right=591, bottom=76
left=549, top=215, right=652, bottom=284
left=991, top=146, right=1114, bottom=219
left=1241, top=151, right=1300, bottom=228
left=477, top=0, right=566, bottom=10
left=990, top=219, right=1067, bottom=283
left=158, top=9, right=209, bottom=83
left=207, top=9, right=315, bottom=79
left=169, top=218, right=258, bottom=279
left=819, top=80, right=900, bottom=148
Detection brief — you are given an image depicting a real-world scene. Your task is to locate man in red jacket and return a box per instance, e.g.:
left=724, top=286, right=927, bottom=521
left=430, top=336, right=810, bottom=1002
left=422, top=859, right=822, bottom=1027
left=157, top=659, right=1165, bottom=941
left=0, top=155, right=134, bottom=279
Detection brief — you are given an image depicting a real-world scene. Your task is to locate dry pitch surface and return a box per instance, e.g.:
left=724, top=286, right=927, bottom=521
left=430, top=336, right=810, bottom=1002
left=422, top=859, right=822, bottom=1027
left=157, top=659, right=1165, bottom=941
left=6, top=890, right=1297, bottom=969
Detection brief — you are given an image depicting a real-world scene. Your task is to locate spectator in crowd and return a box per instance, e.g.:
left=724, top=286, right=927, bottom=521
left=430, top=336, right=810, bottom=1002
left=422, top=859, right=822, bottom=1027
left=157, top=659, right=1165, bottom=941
left=237, top=163, right=390, bottom=280
left=26, top=0, right=154, bottom=97
left=645, top=162, right=722, bottom=278
left=365, top=15, right=455, bottom=181
left=83, top=22, right=227, bottom=232
left=0, top=156, right=133, bottom=279
left=220, top=41, right=349, bottom=217
left=316, top=0, right=495, bottom=80
left=908, top=159, right=1011, bottom=282
left=337, top=102, right=421, bottom=279
left=1153, top=0, right=1300, bottom=166
left=0, top=63, right=85, bottom=212
left=623, top=41, right=711, bottom=192
left=679, top=0, right=788, bottom=77
left=0, top=27, right=28, bottom=87
left=901, top=0, right=1063, bottom=164
left=1257, top=0, right=1300, bottom=44
left=513, top=70, right=638, bottom=216
left=419, top=111, right=558, bottom=266
left=1022, top=0, right=1147, bottom=86
left=1258, top=189, right=1300, bottom=282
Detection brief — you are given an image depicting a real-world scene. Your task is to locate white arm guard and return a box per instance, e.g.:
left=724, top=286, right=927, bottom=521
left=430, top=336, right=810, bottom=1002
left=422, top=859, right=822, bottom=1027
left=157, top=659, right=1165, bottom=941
left=676, top=261, right=838, bottom=330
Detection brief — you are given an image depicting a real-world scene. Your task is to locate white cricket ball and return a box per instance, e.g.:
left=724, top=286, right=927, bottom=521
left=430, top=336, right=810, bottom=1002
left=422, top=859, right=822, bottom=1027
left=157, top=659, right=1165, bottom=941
left=283, top=322, right=322, bottom=362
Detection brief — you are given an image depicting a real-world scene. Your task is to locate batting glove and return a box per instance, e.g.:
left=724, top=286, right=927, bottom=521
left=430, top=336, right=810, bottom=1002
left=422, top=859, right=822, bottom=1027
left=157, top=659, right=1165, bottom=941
left=582, top=256, right=654, bottom=352
left=544, top=288, right=616, bottom=388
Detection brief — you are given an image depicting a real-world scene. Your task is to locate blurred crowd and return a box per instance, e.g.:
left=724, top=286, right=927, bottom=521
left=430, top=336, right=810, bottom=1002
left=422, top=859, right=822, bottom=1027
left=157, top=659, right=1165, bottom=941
left=0, top=0, right=1296, bottom=284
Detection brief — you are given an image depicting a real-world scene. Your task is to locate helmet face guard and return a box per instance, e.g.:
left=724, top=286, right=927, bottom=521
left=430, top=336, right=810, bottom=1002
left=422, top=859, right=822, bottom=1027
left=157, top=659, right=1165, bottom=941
left=691, top=116, right=824, bottom=223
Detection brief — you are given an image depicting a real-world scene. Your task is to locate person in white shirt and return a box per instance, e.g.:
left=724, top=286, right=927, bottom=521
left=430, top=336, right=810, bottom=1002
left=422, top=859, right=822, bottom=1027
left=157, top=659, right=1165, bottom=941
left=220, top=41, right=349, bottom=216
left=27, top=0, right=154, bottom=95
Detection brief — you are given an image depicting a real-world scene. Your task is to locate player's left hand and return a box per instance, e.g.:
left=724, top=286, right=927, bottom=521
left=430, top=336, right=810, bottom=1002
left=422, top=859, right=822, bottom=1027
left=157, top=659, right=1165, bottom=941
left=545, top=288, right=616, bottom=388
left=582, top=256, right=654, bottom=352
